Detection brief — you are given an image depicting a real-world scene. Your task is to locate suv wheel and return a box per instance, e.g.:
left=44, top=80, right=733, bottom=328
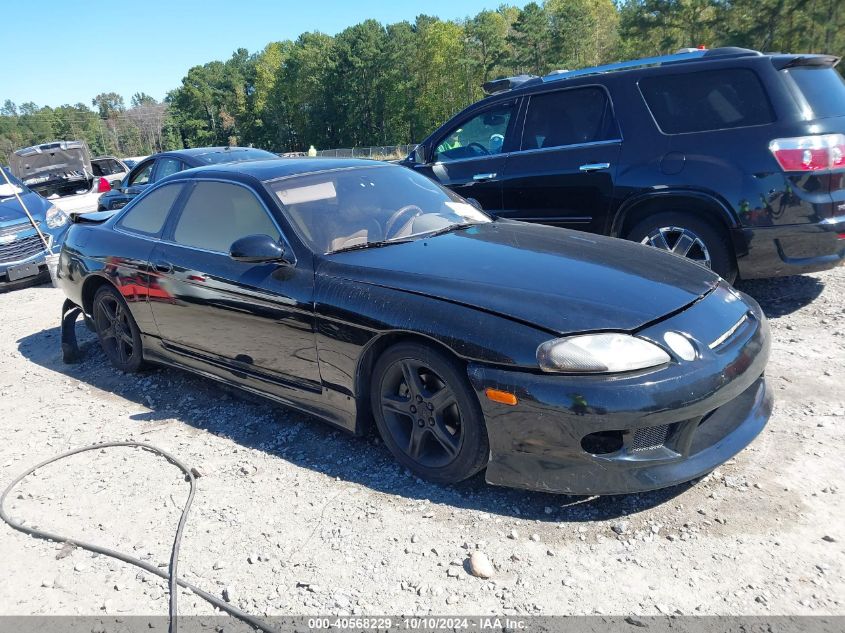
left=627, top=212, right=737, bottom=282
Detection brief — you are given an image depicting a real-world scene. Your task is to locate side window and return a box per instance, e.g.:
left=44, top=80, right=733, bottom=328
left=433, top=103, right=514, bottom=163
left=521, top=87, right=617, bottom=151
left=118, top=183, right=184, bottom=236
left=639, top=68, right=775, bottom=134
left=129, top=161, right=154, bottom=186
left=108, top=159, right=125, bottom=174
left=154, top=157, right=183, bottom=181
left=172, top=181, right=281, bottom=253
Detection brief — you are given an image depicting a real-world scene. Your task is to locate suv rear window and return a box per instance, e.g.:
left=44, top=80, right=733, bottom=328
left=784, top=67, right=845, bottom=119
left=640, top=69, right=775, bottom=134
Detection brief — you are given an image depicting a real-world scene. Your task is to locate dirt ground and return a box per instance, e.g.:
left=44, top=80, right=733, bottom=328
left=0, top=268, right=842, bottom=618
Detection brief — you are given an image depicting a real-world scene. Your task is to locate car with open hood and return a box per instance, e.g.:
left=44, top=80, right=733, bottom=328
left=9, top=141, right=123, bottom=216
left=0, top=166, right=70, bottom=288
left=56, top=159, right=771, bottom=495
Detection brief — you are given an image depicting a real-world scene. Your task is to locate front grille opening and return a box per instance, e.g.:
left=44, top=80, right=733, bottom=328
left=581, top=430, right=624, bottom=455
left=631, top=424, right=670, bottom=452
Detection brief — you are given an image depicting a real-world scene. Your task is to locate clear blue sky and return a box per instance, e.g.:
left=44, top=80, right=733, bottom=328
left=4, top=0, right=528, bottom=109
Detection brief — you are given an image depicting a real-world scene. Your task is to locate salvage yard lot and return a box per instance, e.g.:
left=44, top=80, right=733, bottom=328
left=0, top=269, right=843, bottom=617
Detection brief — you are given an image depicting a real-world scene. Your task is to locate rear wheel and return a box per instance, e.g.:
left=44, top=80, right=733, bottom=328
left=92, top=285, right=145, bottom=373
left=370, top=342, right=489, bottom=484
left=627, top=211, right=736, bottom=282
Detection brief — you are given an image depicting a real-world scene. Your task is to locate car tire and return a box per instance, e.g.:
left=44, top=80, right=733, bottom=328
left=92, top=285, right=146, bottom=373
left=370, top=342, right=489, bottom=484
left=627, top=212, right=737, bottom=282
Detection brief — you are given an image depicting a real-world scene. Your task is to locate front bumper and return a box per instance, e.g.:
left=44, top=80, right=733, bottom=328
left=734, top=215, right=845, bottom=279
left=0, top=223, right=70, bottom=288
left=468, top=284, right=772, bottom=495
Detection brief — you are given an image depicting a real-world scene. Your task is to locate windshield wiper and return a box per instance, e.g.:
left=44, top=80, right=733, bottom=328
left=330, top=238, right=414, bottom=254
left=424, top=222, right=479, bottom=239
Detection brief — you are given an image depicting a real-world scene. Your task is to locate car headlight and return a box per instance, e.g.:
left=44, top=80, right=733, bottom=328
left=537, top=333, right=670, bottom=373
left=45, top=205, right=68, bottom=229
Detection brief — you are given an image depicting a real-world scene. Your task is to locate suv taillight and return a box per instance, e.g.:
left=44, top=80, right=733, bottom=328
left=97, top=177, right=112, bottom=193
left=769, top=133, right=845, bottom=171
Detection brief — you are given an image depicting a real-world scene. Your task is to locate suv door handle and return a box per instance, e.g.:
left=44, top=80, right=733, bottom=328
left=579, top=162, right=611, bottom=172
left=153, top=261, right=172, bottom=274
left=472, top=172, right=497, bottom=181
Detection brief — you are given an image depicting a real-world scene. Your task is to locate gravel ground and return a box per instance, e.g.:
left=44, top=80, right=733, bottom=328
left=0, top=268, right=842, bottom=618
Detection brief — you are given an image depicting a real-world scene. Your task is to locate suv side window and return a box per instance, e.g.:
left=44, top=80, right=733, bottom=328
left=639, top=68, right=775, bottom=134
left=172, top=181, right=281, bottom=253
left=521, top=87, right=618, bottom=151
left=433, top=103, right=514, bottom=163
left=129, top=160, right=154, bottom=186
left=118, top=183, right=184, bottom=236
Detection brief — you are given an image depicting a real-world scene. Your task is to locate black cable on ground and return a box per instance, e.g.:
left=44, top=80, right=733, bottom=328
left=0, top=441, right=282, bottom=633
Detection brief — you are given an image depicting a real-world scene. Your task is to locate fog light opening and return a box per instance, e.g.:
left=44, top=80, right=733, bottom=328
left=581, top=430, right=624, bottom=455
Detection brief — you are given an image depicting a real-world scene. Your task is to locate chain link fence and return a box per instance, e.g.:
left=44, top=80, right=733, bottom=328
left=313, top=144, right=417, bottom=161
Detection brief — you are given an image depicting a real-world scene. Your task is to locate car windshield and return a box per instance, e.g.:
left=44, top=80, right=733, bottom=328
left=196, top=148, right=277, bottom=165
left=269, top=164, right=492, bottom=254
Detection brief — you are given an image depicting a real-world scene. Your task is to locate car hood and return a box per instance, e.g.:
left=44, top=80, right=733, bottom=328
left=0, top=190, right=49, bottom=226
left=10, top=141, right=92, bottom=185
left=317, top=221, right=720, bottom=335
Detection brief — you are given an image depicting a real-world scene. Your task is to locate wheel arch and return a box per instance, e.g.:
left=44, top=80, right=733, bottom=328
left=80, top=274, right=117, bottom=316
left=352, top=331, right=467, bottom=436
left=611, top=190, right=740, bottom=238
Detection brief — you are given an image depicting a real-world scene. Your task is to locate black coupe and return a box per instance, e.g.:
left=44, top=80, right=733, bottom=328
left=57, top=159, right=772, bottom=495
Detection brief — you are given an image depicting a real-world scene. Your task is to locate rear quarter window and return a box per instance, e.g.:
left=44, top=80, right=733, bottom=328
left=783, top=67, right=845, bottom=120
left=118, top=183, right=184, bottom=236
left=639, top=68, right=775, bottom=134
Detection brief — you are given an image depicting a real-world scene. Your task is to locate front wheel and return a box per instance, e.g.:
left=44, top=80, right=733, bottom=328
left=370, top=343, right=489, bottom=484
left=627, top=212, right=737, bottom=282
left=92, top=285, right=146, bottom=372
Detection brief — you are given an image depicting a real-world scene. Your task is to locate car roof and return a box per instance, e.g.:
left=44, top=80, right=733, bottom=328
left=173, top=157, right=387, bottom=182
left=150, top=146, right=275, bottom=164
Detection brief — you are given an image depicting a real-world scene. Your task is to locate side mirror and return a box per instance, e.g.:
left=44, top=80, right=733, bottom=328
left=229, top=234, right=288, bottom=264
left=110, top=179, right=122, bottom=189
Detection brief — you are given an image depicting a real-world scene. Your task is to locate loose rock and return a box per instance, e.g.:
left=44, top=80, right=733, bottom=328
left=467, top=551, right=494, bottom=579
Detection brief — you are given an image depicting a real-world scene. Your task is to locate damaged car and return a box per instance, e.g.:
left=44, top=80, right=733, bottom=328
left=1, top=166, right=70, bottom=288
left=56, top=159, right=772, bottom=495
left=10, top=141, right=119, bottom=216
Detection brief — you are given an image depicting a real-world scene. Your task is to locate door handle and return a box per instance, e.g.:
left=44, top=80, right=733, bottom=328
left=472, top=172, right=497, bottom=181
left=153, top=261, right=172, bottom=274
left=579, top=162, right=611, bottom=172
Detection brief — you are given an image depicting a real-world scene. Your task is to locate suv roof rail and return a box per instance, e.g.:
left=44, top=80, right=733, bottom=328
left=540, top=47, right=761, bottom=84
left=482, top=74, right=540, bottom=95
left=481, top=47, right=762, bottom=96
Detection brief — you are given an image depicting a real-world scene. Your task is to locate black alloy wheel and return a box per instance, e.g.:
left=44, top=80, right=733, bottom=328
left=371, top=343, right=489, bottom=483
left=93, top=285, right=145, bottom=372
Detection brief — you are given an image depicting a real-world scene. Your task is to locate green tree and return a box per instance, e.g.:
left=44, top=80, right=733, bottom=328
left=508, top=2, right=551, bottom=74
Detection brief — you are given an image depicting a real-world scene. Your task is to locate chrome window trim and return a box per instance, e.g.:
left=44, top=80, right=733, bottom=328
left=510, top=138, right=622, bottom=158
left=430, top=153, right=510, bottom=167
